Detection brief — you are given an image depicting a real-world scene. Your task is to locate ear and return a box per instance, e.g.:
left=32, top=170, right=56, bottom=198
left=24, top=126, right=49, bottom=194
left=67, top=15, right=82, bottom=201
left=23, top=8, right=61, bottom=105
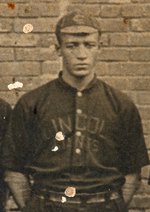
left=55, top=44, right=62, bottom=57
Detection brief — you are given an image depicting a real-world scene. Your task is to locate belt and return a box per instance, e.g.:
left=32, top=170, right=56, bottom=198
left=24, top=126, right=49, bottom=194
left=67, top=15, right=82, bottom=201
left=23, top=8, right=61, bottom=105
left=33, top=189, right=121, bottom=205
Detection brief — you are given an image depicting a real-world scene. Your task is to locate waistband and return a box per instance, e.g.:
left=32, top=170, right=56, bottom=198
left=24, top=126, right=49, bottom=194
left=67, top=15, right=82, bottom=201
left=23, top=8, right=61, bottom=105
left=32, top=188, right=122, bottom=205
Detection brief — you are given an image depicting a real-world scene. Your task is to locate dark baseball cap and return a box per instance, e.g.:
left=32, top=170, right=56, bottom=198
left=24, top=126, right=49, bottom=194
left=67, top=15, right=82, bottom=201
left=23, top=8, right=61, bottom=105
left=56, top=11, right=100, bottom=35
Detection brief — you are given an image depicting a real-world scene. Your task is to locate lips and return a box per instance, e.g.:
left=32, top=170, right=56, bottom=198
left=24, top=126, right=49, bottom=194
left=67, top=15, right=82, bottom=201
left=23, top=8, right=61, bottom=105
left=76, top=63, right=88, bottom=66
left=75, top=64, right=89, bottom=69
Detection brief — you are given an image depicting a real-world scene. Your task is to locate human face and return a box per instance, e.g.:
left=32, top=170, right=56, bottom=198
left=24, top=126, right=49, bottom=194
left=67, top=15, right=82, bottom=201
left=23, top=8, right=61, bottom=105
left=58, top=32, right=99, bottom=78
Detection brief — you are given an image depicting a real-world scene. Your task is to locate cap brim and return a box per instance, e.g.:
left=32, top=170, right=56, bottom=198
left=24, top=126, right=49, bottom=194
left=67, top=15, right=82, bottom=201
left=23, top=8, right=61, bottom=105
left=60, top=25, right=98, bottom=34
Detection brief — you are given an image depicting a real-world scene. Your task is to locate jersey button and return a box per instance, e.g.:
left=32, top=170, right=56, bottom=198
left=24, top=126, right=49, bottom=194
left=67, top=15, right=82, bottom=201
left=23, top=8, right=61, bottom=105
left=76, top=131, right=82, bottom=137
left=77, top=91, right=82, bottom=97
left=75, top=148, right=81, bottom=154
left=76, top=109, right=82, bottom=114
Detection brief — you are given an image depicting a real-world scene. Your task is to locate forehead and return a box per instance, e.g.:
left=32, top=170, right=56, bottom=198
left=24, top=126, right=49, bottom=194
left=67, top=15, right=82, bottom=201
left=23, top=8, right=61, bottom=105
left=60, top=32, right=99, bottom=43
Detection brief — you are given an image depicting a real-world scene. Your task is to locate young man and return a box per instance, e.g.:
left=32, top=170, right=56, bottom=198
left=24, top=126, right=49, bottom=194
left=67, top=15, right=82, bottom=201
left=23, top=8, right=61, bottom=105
left=1, top=12, right=149, bottom=212
left=0, top=98, right=11, bottom=212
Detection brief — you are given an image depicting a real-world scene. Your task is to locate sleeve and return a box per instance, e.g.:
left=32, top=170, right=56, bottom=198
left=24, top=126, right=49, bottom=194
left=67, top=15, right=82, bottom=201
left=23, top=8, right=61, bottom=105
left=1, top=99, right=31, bottom=172
left=118, top=101, right=149, bottom=175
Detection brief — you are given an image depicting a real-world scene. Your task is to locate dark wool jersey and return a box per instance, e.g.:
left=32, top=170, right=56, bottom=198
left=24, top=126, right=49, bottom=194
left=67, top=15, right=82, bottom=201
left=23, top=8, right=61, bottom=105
left=0, top=99, right=11, bottom=144
left=0, top=98, right=11, bottom=180
left=1, top=73, right=149, bottom=195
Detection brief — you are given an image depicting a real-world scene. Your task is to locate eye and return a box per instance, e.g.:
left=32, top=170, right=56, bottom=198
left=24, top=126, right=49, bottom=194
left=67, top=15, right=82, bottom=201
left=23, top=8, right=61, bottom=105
left=85, top=42, right=97, bottom=48
left=65, top=43, right=78, bottom=49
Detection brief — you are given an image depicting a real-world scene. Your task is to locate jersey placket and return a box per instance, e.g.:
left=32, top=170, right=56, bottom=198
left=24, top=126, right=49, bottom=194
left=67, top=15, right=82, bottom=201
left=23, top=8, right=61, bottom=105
left=71, top=90, right=87, bottom=166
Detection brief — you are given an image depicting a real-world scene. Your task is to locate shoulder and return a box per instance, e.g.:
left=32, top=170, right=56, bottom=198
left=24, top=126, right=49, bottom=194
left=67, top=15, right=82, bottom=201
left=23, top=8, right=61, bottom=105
left=0, top=98, right=12, bottom=114
left=15, top=78, right=58, bottom=110
left=0, top=99, right=11, bottom=132
left=0, top=98, right=11, bottom=108
left=96, top=78, right=138, bottom=114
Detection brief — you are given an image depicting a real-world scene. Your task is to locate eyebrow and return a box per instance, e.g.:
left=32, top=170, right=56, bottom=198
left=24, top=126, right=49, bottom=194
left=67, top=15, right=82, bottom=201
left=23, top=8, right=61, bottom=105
left=64, top=41, right=98, bottom=44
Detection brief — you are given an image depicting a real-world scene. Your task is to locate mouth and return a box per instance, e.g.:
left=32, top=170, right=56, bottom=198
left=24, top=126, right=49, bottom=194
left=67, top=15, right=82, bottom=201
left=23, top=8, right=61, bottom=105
left=76, top=63, right=89, bottom=66
left=75, top=64, right=89, bottom=69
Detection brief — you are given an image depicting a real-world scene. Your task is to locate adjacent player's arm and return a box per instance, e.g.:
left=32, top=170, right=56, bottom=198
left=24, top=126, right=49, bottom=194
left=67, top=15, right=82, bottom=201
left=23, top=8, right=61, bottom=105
left=122, top=171, right=141, bottom=207
left=120, top=101, right=149, bottom=207
left=1, top=99, right=32, bottom=210
left=4, top=170, right=31, bottom=210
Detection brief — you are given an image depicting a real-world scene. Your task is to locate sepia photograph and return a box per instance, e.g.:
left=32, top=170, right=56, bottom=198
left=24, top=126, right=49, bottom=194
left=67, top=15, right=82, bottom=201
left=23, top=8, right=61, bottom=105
left=0, top=0, right=150, bottom=211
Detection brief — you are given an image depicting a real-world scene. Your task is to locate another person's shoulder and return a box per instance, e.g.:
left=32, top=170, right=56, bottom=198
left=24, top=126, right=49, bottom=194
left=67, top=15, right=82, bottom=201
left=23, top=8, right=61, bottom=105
left=0, top=98, right=11, bottom=114
left=0, top=98, right=11, bottom=136
left=97, top=78, right=138, bottom=114
left=0, top=98, right=11, bottom=108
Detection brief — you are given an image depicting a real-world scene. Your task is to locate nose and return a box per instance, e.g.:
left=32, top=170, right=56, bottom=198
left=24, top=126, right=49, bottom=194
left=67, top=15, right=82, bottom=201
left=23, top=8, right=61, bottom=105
left=76, top=45, right=87, bottom=60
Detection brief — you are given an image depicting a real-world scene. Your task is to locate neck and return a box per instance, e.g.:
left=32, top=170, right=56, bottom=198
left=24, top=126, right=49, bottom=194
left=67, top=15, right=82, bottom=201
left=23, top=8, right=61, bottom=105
left=62, top=71, right=95, bottom=91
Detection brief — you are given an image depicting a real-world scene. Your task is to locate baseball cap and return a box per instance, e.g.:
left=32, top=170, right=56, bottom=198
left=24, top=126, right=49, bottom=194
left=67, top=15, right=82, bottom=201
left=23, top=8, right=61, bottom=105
left=56, top=11, right=100, bottom=35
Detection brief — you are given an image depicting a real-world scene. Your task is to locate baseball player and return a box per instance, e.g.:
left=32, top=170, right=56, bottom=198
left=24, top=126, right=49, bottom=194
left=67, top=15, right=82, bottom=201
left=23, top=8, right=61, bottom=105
left=1, top=12, right=149, bottom=212
left=0, top=98, right=11, bottom=212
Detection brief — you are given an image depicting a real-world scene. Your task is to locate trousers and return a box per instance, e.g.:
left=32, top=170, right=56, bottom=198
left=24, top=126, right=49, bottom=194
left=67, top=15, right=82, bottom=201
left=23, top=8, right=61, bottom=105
left=22, top=193, right=128, bottom=212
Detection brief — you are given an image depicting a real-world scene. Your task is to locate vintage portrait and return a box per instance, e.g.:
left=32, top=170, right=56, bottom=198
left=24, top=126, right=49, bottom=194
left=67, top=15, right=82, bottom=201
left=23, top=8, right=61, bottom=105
left=0, top=0, right=149, bottom=211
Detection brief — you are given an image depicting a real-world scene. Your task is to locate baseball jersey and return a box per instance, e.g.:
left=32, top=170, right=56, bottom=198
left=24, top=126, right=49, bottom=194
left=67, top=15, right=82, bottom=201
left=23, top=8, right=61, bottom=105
left=0, top=98, right=11, bottom=196
left=0, top=98, right=11, bottom=168
left=1, top=72, right=149, bottom=194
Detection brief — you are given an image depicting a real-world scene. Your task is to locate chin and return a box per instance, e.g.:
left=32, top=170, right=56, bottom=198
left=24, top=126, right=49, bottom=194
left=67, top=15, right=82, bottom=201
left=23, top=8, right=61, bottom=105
left=72, top=69, right=90, bottom=78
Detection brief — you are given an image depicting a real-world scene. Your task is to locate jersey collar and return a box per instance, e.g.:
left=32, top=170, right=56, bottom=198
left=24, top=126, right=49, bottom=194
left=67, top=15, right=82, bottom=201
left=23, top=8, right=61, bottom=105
left=57, top=71, right=98, bottom=92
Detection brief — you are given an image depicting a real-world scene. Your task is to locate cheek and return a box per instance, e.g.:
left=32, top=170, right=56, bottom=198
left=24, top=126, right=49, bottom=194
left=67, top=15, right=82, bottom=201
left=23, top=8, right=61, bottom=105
left=63, top=52, right=75, bottom=66
left=89, top=51, right=98, bottom=64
